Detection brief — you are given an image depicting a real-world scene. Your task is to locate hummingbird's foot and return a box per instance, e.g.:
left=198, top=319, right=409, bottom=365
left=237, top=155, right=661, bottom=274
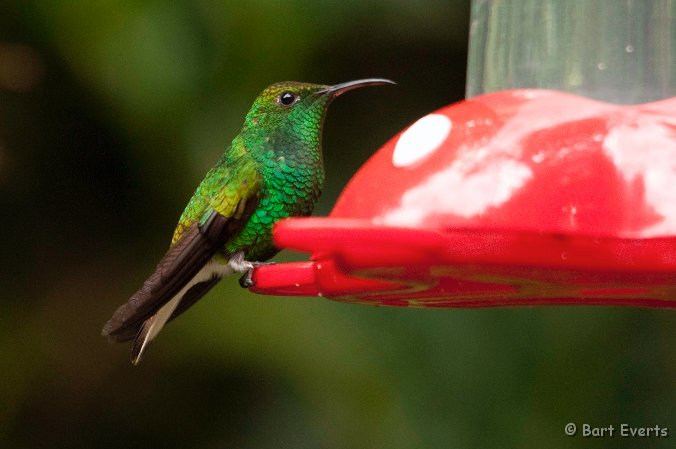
left=239, top=270, right=255, bottom=288
left=238, top=262, right=276, bottom=288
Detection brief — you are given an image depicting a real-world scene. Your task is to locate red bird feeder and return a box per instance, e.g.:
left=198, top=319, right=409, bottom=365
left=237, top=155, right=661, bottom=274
left=250, top=90, right=676, bottom=308
left=250, top=0, right=676, bottom=308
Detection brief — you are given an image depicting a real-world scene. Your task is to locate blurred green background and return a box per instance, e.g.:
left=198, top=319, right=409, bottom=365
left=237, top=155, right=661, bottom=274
left=0, top=1, right=674, bottom=448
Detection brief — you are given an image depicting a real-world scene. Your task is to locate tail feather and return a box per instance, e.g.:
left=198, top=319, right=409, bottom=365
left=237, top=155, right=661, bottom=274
left=129, top=267, right=224, bottom=364
left=169, top=275, right=221, bottom=322
left=102, top=212, right=235, bottom=343
left=103, top=208, right=257, bottom=364
left=131, top=296, right=181, bottom=365
left=131, top=317, right=156, bottom=365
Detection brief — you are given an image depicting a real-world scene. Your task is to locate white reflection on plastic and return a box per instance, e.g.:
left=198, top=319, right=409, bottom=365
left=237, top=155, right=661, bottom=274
left=392, top=114, right=451, bottom=167
left=380, top=158, right=532, bottom=226
left=603, top=115, right=676, bottom=236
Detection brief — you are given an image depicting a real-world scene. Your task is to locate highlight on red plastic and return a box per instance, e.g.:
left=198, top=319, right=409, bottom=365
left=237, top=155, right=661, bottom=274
left=251, top=89, right=676, bottom=308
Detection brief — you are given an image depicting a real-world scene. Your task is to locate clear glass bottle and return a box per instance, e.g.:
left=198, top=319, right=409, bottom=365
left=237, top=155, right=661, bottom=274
left=466, top=0, right=676, bottom=104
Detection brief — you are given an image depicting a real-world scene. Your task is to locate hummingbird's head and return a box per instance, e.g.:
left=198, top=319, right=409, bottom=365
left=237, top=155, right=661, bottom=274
left=241, top=79, right=394, bottom=145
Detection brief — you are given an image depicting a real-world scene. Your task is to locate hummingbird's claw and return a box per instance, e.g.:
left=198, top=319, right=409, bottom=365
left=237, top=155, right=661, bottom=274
left=238, top=261, right=276, bottom=288
left=239, top=269, right=255, bottom=288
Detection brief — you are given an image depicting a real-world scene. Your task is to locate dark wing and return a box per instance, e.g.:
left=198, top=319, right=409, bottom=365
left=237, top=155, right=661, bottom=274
left=101, top=203, right=256, bottom=343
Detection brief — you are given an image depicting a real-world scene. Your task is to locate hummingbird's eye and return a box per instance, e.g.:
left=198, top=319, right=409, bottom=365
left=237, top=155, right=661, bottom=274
left=278, top=91, right=297, bottom=107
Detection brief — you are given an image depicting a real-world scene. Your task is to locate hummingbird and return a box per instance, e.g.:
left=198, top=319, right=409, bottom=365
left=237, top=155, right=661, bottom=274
left=102, top=78, right=394, bottom=364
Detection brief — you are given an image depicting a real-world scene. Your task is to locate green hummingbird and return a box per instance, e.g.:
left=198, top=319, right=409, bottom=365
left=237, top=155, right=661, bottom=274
left=102, top=78, right=394, bottom=364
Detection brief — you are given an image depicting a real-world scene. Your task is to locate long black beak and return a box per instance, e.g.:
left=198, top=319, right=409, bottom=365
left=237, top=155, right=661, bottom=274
left=317, top=78, right=395, bottom=97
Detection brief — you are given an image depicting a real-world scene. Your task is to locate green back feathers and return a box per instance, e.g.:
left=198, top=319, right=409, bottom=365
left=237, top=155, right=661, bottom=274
left=171, top=82, right=333, bottom=247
